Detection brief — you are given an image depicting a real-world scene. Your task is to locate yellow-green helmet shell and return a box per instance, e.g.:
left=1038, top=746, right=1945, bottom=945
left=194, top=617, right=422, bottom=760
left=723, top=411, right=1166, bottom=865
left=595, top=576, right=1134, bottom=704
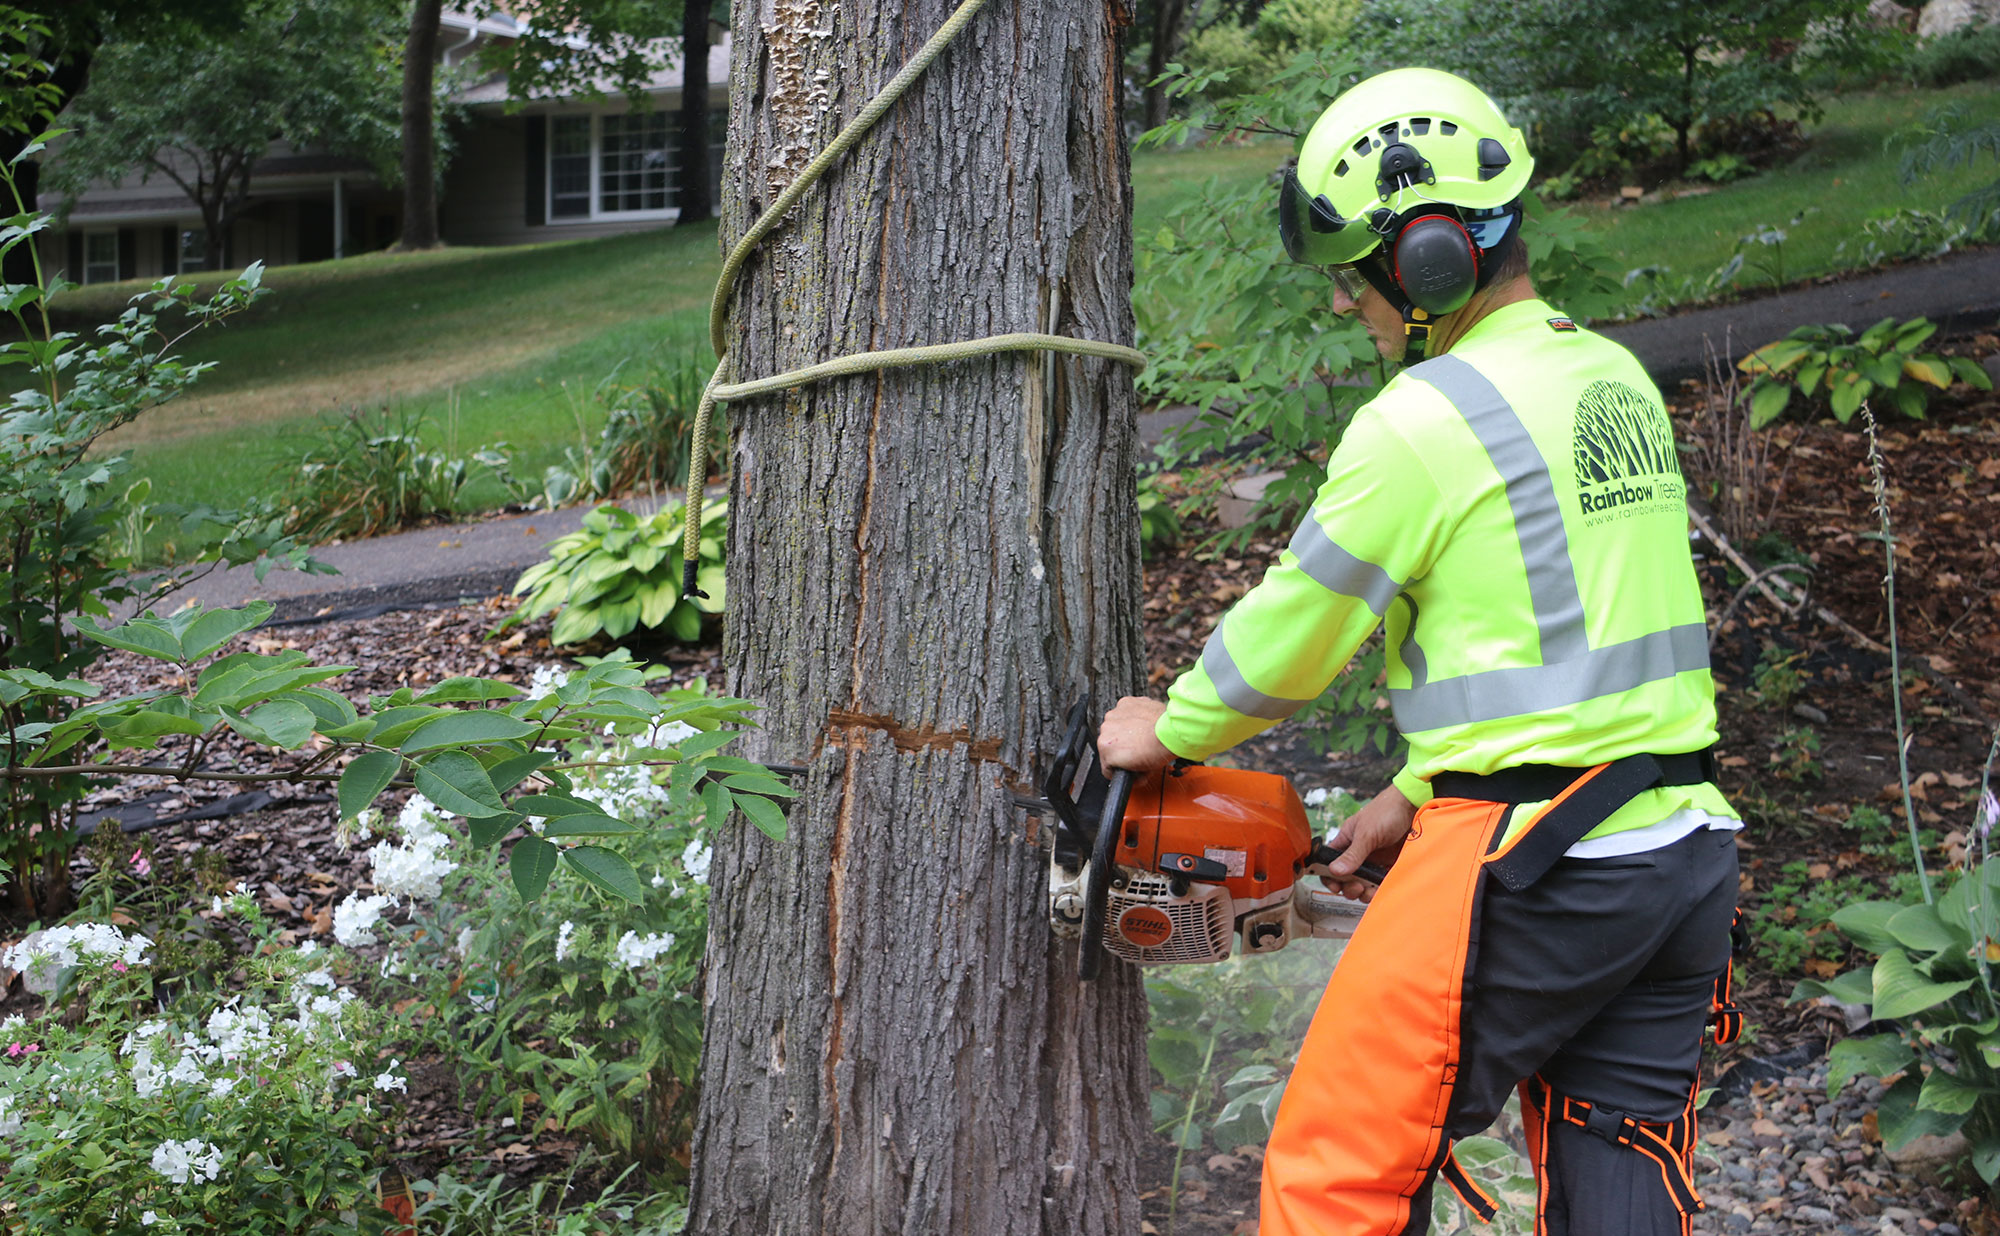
left=1290, top=68, right=1534, bottom=266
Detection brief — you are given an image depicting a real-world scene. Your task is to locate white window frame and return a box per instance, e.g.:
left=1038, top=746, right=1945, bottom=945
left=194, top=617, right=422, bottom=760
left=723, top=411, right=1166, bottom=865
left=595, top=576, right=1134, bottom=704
left=545, top=110, right=679, bottom=225
left=82, top=229, right=119, bottom=284
left=177, top=228, right=206, bottom=274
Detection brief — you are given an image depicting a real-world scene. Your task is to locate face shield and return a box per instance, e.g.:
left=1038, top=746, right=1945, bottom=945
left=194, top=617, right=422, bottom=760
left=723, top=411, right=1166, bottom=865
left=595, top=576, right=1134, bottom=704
left=1277, top=165, right=1381, bottom=268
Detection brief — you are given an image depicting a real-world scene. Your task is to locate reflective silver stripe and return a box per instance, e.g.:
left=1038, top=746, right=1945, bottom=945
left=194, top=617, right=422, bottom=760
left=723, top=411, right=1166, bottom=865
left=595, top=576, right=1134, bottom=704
left=1394, top=593, right=1427, bottom=689
left=1200, top=622, right=1313, bottom=722
left=1410, top=354, right=1588, bottom=662
left=1389, top=623, right=1711, bottom=733
left=1288, top=520, right=1404, bottom=616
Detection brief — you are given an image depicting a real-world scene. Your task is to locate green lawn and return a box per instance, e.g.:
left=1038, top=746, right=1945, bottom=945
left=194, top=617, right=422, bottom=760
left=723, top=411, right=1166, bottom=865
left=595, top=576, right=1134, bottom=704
left=60, top=224, right=722, bottom=514
left=62, top=80, right=1994, bottom=524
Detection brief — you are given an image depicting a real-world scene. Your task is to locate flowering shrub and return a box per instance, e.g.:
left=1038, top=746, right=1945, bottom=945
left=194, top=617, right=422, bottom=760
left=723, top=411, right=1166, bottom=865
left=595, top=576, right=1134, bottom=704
left=0, top=906, right=407, bottom=1234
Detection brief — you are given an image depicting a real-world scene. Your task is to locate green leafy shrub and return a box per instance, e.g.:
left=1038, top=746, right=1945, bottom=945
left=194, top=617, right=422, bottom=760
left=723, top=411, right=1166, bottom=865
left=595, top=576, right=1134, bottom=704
left=1175, top=0, right=1361, bottom=101
left=1837, top=205, right=1986, bottom=267
left=1738, top=316, right=1993, bottom=425
left=1567, top=115, right=1676, bottom=182
left=507, top=502, right=727, bottom=647
left=1137, top=472, right=1182, bottom=560
left=539, top=353, right=724, bottom=510
left=1751, top=859, right=1867, bottom=974
left=1688, top=152, right=1755, bottom=183
left=282, top=403, right=524, bottom=542
left=1908, top=22, right=2000, bottom=88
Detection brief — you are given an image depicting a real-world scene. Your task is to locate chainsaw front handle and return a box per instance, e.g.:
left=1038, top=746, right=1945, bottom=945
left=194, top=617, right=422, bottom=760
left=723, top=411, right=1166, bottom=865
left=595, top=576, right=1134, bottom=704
left=1305, top=840, right=1392, bottom=888
left=1077, top=766, right=1136, bottom=981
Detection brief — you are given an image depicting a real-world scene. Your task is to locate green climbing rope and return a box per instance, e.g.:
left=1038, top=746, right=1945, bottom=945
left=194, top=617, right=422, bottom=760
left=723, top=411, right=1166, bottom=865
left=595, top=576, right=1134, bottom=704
left=679, top=0, right=1149, bottom=593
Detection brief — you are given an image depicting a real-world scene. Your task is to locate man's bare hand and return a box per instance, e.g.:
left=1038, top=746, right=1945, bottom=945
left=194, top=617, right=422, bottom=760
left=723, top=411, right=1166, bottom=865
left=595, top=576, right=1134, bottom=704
left=1320, top=786, right=1418, bottom=903
left=1098, top=696, right=1176, bottom=773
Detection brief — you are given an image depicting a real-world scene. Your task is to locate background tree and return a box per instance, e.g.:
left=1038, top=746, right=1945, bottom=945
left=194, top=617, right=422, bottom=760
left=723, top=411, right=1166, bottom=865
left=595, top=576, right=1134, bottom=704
left=673, top=0, right=711, bottom=223
left=48, top=0, right=402, bottom=270
left=398, top=0, right=446, bottom=249
left=688, top=2, right=1150, bottom=1232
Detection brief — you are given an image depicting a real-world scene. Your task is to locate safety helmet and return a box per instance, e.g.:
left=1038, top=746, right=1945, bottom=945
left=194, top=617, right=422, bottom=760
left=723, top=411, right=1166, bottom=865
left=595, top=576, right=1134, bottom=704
left=1278, top=68, right=1535, bottom=349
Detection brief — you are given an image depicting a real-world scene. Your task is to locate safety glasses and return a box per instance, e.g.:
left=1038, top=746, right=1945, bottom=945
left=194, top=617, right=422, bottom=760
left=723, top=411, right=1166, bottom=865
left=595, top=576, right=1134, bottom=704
left=1327, top=264, right=1372, bottom=301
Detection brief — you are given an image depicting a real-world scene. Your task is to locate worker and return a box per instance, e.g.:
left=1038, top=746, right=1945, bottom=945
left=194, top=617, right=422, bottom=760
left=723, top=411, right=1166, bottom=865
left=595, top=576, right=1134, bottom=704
left=1099, top=67, right=1742, bottom=1236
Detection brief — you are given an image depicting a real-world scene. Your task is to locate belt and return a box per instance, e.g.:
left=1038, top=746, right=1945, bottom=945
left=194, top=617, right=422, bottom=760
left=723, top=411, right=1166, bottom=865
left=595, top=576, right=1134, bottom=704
left=1432, top=747, right=1718, bottom=893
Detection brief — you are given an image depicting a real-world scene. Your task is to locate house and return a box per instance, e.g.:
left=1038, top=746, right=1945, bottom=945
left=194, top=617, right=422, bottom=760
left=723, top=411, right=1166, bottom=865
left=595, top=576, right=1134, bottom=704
left=41, top=10, right=728, bottom=284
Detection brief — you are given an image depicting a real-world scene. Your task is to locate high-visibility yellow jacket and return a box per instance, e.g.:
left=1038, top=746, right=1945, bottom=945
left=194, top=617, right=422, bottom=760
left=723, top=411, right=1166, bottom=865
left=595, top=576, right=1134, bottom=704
left=1156, top=298, right=1733, bottom=842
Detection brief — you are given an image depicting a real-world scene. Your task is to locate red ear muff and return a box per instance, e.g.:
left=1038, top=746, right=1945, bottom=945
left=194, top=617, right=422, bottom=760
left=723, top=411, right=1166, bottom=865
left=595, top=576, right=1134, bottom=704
left=1392, top=214, right=1480, bottom=316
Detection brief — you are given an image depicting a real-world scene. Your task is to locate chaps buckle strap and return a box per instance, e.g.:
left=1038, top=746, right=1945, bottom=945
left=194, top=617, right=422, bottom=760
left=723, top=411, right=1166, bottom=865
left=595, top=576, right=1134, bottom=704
left=1435, top=747, right=1717, bottom=893
left=1558, top=1094, right=1705, bottom=1216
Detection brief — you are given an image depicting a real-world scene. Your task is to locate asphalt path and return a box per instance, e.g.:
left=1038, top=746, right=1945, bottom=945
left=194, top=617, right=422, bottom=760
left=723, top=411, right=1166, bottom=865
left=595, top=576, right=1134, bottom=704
left=169, top=249, right=2000, bottom=622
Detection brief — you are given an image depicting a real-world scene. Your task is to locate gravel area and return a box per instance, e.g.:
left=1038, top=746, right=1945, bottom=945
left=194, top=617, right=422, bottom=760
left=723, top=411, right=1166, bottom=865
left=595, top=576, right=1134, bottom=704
left=1694, top=1058, right=1981, bottom=1235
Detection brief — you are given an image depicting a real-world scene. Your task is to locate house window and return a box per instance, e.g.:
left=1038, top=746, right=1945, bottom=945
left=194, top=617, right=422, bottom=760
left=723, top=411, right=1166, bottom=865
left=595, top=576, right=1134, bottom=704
left=544, top=111, right=678, bottom=223
left=178, top=229, right=206, bottom=273
left=83, top=231, right=119, bottom=284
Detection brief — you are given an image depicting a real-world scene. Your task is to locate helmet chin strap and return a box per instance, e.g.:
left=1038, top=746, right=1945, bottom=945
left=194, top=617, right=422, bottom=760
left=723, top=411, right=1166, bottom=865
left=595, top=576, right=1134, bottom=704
left=1400, top=305, right=1434, bottom=364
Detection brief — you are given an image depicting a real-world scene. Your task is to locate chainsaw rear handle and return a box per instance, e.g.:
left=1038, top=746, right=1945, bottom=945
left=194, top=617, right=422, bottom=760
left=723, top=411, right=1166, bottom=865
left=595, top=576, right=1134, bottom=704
left=1305, top=840, right=1393, bottom=889
left=1077, top=766, right=1136, bottom=982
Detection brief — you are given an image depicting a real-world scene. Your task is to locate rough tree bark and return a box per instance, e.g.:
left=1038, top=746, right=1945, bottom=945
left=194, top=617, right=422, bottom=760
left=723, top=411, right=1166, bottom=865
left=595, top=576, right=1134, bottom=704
left=689, top=2, right=1151, bottom=1234
left=398, top=0, right=445, bottom=250
left=675, top=0, right=713, bottom=224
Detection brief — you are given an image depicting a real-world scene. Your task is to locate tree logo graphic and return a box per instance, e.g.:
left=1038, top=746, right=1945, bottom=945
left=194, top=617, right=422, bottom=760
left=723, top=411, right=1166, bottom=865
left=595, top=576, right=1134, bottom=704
left=1572, top=380, right=1684, bottom=522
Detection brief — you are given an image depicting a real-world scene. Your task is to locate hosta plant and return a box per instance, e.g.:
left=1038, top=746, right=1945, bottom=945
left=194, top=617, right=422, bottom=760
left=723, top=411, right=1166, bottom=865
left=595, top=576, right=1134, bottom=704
left=1738, top=316, right=1992, bottom=427
left=506, top=501, right=727, bottom=647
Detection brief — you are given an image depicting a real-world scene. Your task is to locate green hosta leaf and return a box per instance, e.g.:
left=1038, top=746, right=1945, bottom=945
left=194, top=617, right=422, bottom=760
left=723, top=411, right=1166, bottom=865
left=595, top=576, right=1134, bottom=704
left=1949, top=356, right=1994, bottom=391
left=338, top=751, right=401, bottom=820
left=1972, top=1126, right=2000, bottom=1185
left=1863, top=355, right=1904, bottom=389
left=669, top=603, right=703, bottom=642
left=1791, top=967, right=1877, bottom=1008
left=1918, top=1068, right=1985, bottom=1116
left=414, top=677, right=521, bottom=704
left=637, top=576, right=680, bottom=629
left=539, top=814, right=641, bottom=838
left=1825, top=1033, right=1914, bottom=1099
left=1747, top=381, right=1791, bottom=428
left=1739, top=339, right=1811, bottom=375
left=1796, top=362, right=1825, bottom=396
left=225, top=700, right=317, bottom=750
left=1829, top=375, right=1872, bottom=422
left=563, top=845, right=645, bottom=902
left=1901, top=357, right=1952, bottom=389
left=550, top=605, right=602, bottom=647
left=414, top=750, right=508, bottom=818
left=1831, top=901, right=1904, bottom=954
left=70, top=613, right=184, bottom=661
left=599, top=597, right=642, bottom=640
left=1895, top=384, right=1928, bottom=421
left=1888, top=903, right=1961, bottom=957
left=400, top=711, right=538, bottom=752
left=1878, top=1073, right=1967, bottom=1151
left=178, top=603, right=275, bottom=661
left=691, top=564, right=726, bottom=614
left=1874, top=948, right=1975, bottom=1021
left=737, top=793, right=790, bottom=841
left=510, top=837, right=559, bottom=900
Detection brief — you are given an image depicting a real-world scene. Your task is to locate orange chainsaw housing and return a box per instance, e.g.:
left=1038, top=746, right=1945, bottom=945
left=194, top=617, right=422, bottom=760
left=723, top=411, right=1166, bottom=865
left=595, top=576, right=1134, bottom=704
left=1114, top=765, right=1316, bottom=904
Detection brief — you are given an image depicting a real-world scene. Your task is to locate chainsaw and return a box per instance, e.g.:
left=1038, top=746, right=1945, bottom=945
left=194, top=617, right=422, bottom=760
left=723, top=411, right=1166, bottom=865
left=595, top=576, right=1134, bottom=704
left=1040, top=704, right=1387, bottom=979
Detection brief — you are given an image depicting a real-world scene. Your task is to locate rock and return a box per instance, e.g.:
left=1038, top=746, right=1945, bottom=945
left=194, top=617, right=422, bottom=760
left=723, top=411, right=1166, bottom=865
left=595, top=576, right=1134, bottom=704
left=1886, top=1131, right=1969, bottom=1179
left=1793, top=702, right=1829, bottom=724
left=1917, top=0, right=2000, bottom=38
left=1982, top=353, right=2000, bottom=389
left=1215, top=471, right=1285, bottom=530
left=1799, top=1207, right=1838, bottom=1225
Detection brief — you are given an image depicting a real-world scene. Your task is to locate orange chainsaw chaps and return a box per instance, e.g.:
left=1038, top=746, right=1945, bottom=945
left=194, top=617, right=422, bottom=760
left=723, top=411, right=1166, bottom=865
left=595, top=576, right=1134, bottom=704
left=1260, top=797, right=1509, bottom=1236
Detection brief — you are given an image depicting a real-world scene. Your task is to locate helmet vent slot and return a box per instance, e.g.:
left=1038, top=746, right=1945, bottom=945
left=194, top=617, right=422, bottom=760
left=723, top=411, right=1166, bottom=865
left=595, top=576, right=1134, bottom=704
left=1410, top=117, right=1432, bottom=135
left=1439, top=120, right=1459, bottom=136
left=1352, top=136, right=1372, bottom=155
left=1333, top=159, right=1349, bottom=177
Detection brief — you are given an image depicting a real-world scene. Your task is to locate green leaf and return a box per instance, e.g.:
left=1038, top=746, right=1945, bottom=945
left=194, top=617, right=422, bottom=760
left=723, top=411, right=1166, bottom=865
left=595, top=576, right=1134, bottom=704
left=674, top=729, right=739, bottom=759
left=70, top=613, right=184, bottom=661
left=414, top=677, right=521, bottom=704
left=510, top=837, right=559, bottom=900
left=291, top=686, right=359, bottom=730
left=563, top=845, right=645, bottom=902
left=539, top=814, right=641, bottom=838
left=178, top=603, right=275, bottom=660
left=637, top=576, right=680, bottom=628
left=1887, top=904, right=1960, bottom=957
left=1878, top=1073, right=1967, bottom=1151
left=550, top=605, right=602, bottom=647
left=1747, top=381, right=1791, bottom=428
left=511, top=793, right=602, bottom=816
left=737, top=793, right=790, bottom=841
left=487, top=750, right=556, bottom=795
left=1830, top=376, right=1871, bottom=422
left=721, top=773, right=800, bottom=799
left=413, top=750, right=508, bottom=818
left=700, top=779, right=733, bottom=825
left=1874, top=948, right=1975, bottom=1021
left=400, top=711, right=538, bottom=752
left=1825, top=1033, right=1914, bottom=1099
left=1918, top=1068, right=1985, bottom=1116
left=1973, top=1127, right=2000, bottom=1185
left=1949, top=356, right=1994, bottom=391
left=469, top=811, right=520, bottom=848
left=669, top=603, right=703, bottom=642
left=100, top=709, right=211, bottom=747
left=225, top=700, right=317, bottom=749
left=1831, top=901, right=1905, bottom=954
left=338, top=751, right=401, bottom=820
left=366, top=705, right=443, bottom=747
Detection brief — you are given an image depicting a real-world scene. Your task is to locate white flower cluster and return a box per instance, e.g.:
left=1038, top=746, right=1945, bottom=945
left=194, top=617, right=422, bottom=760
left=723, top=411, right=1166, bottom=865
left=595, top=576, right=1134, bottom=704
left=555, top=920, right=577, bottom=962
left=614, top=930, right=676, bottom=970
left=332, top=893, right=394, bottom=947
left=571, top=759, right=671, bottom=818
left=150, top=1138, right=224, bottom=1185
left=122, top=968, right=363, bottom=1103
left=2, top=922, right=151, bottom=986
left=681, top=839, right=713, bottom=886
left=525, top=664, right=571, bottom=700
left=368, top=794, right=458, bottom=901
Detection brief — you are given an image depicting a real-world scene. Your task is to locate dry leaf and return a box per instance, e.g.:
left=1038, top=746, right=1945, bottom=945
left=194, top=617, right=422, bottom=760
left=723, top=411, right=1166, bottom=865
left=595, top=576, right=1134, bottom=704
left=1207, top=1153, right=1246, bottom=1174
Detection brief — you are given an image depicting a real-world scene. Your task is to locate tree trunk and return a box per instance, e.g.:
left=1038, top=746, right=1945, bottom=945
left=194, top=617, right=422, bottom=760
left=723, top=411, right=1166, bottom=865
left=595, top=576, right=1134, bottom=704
left=675, top=0, right=713, bottom=224
left=399, top=0, right=446, bottom=250
left=1142, top=0, right=1195, bottom=132
left=689, top=3, right=1150, bottom=1234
